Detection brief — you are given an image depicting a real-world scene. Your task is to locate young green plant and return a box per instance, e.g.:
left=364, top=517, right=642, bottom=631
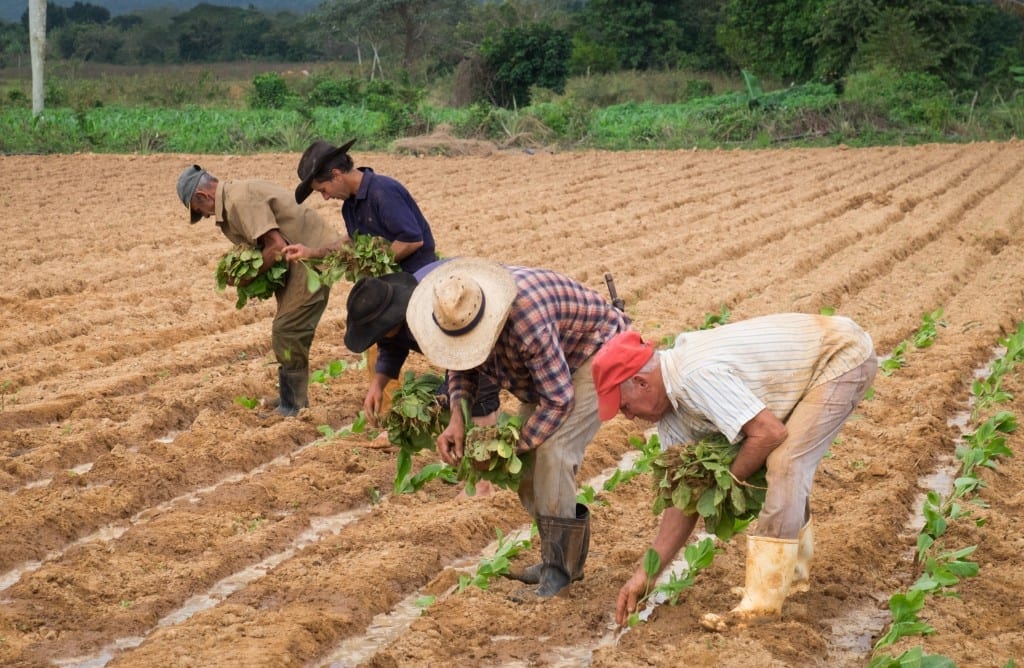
left=379, top=372, right=451, bottom=493
left=651, top=434, right=767, bottom=541
left=214, top=244, right=288, bottom=309
left=457, top=403, right=527, bottom=496
left=303, top=232, right=400, bottom=291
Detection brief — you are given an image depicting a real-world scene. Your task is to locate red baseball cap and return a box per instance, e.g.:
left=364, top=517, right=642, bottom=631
left=592, top=330, right=655, bottom=421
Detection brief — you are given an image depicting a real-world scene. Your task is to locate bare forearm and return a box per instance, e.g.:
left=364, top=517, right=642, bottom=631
left=643, top=508, right=698, bottom=578
left=390, top=239, right=423, bottom=261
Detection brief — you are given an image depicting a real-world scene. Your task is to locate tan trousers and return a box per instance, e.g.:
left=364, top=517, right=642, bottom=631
left=754, top=356, right=878, bottom=538
left=516, top=357, right=601, bottom=519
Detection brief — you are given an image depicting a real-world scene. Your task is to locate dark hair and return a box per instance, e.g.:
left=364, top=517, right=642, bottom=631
left=315, top=152, right=353, bottom=181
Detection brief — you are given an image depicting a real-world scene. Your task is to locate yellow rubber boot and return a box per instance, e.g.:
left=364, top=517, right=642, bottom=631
left=791, top=520, right=813, bottom=593
left=700, top=535, right=798, bottom=631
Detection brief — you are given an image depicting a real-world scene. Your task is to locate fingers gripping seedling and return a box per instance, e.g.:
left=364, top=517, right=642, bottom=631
left=214, top=244, right=288, bottom=309
left=379, top=372, right=452, bottom=493
left=302, top=233, right=400, bottom=292
left=457, top=401, right=528, bottom=496
left=652, top=434, right=767, bottom=542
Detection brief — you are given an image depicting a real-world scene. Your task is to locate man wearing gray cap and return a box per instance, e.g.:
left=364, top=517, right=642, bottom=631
left=176, top=164, right=342, bottom=416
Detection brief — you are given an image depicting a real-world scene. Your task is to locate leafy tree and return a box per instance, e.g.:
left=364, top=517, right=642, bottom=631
left=812, top=0, right=982, bottom=89
left=66, top=2, right=111, bottom=25
left=53, top=22, right=124, bottom=62
left=172, top=4, right=277, bottom=62
left=717, top=0, right=826, bottom=83
left=315, top=0, right=472, bottom=78
left=574, top=0, right=698, bottom=70
left=480, top=22, right=572, bottom=107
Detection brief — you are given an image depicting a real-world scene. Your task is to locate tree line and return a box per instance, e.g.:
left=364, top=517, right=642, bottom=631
left=2, top=0, right=1023, bottom=109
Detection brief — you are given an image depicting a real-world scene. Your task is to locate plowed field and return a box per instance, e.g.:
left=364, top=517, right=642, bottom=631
left=2, top=142, right=1023, bottom=667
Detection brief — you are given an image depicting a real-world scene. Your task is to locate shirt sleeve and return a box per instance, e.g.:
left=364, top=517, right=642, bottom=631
left=446, top=369, right=480, bottom=420
left=676, top=366, right=765, bottom=444
left=515, top=319, right=576, bottom=450
left=225, top=183, right=279, bottom=243
left=369, top=188, right=424, bottom=244
left=375, top=338, right=410, bottom=379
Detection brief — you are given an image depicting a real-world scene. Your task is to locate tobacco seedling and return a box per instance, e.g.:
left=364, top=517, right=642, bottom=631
left=698, top=305, right=730, bottom=330
left=880, top=341, right=907, bottom=376
left=215, top=244, right=288, bottom=309
left=626, top=537, right=717, bottom=628
left=302, top=233, right=400, bottom=292
left=651, top=434, right=767, bottom=542
left=234, top=396, right=259, bottom=410
left=381, top=372, right=450, bottom=493
left=913, top=308, right=946, bottom=349
left=457, top=409, right=526, bottom=496
left=603, top=432, right=662, bottom=493
left=457, top=527, right=532, bottom=593
left=310, top=359, right=349, bottom=385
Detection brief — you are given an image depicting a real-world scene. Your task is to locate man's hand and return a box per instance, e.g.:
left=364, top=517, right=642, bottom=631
left=437, top=419, right=465, bottom=466
left=615, top=569, right=650, bottom=627
left=282, top=243, right=313, bottom=262
left=362, top=386, right=385, bottom=427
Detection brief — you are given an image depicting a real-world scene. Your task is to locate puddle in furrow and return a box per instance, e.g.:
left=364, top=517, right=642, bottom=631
left=24, top=461, right=97, bottom=490
left=51, top=507, right=372, bottom=668
left=824, top=350, right=999, bottom=663
left=0, top=427, right=345, bottom=595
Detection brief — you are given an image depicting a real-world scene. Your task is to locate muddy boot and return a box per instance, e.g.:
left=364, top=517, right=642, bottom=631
left=535, top=504, right=590, bottom=598
left=791, top=519, right=813, bottom=593
left=507, top=504, right=590, bottom=585
left=700, top=535, right=798, bottom=631
left=275, top=367, right=309, bottom=417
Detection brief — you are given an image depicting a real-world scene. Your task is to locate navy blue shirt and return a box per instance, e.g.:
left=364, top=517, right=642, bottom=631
left=341, top=168, right=437, bottom=273
left=375, top=260, right=443, bottom=378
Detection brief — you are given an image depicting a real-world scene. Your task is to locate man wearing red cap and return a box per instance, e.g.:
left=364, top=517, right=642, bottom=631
left=591, top=313, right=876, bottom=629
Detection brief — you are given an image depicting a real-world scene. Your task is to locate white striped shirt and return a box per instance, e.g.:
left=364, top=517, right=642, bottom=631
left=657, top=314, right=875, bottom=447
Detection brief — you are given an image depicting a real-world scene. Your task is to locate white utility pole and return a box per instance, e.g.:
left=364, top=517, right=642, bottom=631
left=28, top=0, right=47, bottom=115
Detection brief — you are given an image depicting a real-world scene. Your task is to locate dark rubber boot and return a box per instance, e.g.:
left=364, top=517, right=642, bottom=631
left=276, top=367, right=309, bottom=417
left=535, top=504, right=590, bottom=598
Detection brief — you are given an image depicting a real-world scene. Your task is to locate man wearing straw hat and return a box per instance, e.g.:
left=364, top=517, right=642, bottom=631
left=406, top=257, right=629, bottom=598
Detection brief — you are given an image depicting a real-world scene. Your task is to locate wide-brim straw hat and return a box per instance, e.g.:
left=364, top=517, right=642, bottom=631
left=406, top=257, right=517, bottom=371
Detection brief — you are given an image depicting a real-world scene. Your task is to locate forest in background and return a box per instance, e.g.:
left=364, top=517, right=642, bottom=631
left=2, top=0, right=1024, bottom=153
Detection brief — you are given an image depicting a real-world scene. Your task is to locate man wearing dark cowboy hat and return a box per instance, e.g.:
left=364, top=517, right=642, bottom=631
left=282, top=138, right=437, bottom=274
left=176, top=164, right=342, bottom=417
left=344, top=261, right=500, bottom=426
left=406, top=257, right=630, bottom=598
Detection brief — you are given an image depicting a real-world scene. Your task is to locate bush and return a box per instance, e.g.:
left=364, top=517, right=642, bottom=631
left=306, top=76, right=361, bottom=108
left=248, top=72, right=293, bottom=110
left=844, top=66, right=956, bottom=128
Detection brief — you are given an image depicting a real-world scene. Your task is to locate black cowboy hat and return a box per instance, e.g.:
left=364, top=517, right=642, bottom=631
left=344, top=271, right=419, bottom=353
left=294, top=138, right=357, bottom=204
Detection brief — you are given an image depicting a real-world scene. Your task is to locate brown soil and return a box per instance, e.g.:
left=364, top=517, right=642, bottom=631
left=2, top=142, right=1023, bottom=667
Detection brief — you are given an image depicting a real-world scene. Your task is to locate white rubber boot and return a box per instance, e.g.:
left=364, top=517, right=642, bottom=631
left=791, top=520, right=813, bottom=593
left=700, top=535, right=798, bottom=631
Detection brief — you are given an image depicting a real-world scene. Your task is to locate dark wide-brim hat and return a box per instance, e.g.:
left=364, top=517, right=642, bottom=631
left=294, top=138, right=356, bottom=203
left=344, top=271, right=419, bottom=353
